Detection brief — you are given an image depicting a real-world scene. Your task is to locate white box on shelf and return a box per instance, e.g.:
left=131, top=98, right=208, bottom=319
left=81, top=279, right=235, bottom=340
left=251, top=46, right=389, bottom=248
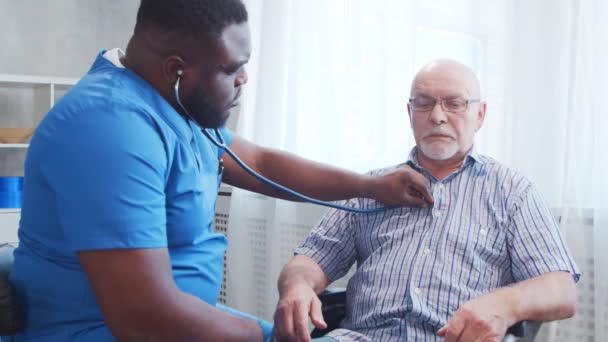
left=0, top=209, right=20, bottom=244
left=0, top=144, right=29, bottom=148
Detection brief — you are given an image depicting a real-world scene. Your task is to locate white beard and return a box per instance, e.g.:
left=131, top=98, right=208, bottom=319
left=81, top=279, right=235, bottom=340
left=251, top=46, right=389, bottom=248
left=419, top=140, right=459, bottom=161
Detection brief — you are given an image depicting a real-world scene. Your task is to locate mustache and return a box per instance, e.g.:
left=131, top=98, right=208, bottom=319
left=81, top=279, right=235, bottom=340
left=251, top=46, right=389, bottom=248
left=423, top=127, right=455, bottom=139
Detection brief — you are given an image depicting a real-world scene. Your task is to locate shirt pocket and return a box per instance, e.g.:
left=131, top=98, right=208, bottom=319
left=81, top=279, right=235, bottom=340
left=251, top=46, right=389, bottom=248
left=443, top=219, right=507, bottom=285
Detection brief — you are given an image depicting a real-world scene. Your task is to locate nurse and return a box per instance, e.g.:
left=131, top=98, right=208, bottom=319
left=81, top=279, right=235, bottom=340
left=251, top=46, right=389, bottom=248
left=9, top=1, right=433, bottom=341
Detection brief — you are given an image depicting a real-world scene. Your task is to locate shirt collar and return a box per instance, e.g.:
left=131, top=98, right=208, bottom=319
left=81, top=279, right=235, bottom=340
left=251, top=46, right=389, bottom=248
left=102, top=48, right=126, bottom=68
left=405, top=146, right=484, bottom=177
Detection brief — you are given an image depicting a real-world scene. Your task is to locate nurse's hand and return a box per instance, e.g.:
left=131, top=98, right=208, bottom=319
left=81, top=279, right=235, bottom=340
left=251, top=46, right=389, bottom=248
left=437, top=289, right=516, bottom=342
left=365, top=165, right=433, bottom=208
left=274, top=283, right=326, bottom=342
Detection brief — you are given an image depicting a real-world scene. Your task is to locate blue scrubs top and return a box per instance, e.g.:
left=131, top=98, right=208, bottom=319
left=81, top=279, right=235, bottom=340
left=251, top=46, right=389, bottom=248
left=9, top=51, right=233, bottom=341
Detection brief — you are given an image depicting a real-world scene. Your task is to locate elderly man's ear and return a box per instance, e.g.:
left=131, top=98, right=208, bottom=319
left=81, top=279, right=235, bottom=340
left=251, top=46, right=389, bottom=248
left=475, top=102, right=487, bottom=132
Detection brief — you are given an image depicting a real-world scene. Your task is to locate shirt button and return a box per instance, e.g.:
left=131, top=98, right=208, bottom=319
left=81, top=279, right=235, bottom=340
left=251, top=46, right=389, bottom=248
left=433, top=210, right=442, bottom=217
left=423, top=248, right=431, bottom=255
left=480, top=229, right=487, bottom=236
left=437, top=184, right=444, bottom=190
left=414, top=287, right=422, bottom=295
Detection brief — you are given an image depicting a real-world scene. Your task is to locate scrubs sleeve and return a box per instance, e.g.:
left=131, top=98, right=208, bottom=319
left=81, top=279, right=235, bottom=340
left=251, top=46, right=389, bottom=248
left=41, top=108, right=168, bottom=253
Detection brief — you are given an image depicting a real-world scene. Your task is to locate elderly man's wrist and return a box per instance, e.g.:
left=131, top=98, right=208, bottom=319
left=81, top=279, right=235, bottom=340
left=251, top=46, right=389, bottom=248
left=500, top=286, right=522, bottom=326
left=279, top=274, right=313, bottom=297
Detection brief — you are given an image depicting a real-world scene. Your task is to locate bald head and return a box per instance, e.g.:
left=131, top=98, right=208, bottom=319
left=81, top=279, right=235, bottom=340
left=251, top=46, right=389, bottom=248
left=411, top=59, right=481, bottom=99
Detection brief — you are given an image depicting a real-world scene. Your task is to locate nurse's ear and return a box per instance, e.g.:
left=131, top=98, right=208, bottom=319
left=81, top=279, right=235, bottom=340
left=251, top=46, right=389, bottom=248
left=162, top=55, right=186, bottom=86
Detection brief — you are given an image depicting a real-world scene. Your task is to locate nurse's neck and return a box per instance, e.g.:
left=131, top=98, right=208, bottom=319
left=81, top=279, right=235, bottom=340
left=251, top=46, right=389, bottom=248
left=121, top=29, right=184, bottom=113
left=416, top=148, right=468, bottom=181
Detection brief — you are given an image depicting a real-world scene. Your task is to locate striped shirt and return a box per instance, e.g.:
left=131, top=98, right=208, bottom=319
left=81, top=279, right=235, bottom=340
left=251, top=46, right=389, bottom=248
left=295, top=148, right=580, bottom=341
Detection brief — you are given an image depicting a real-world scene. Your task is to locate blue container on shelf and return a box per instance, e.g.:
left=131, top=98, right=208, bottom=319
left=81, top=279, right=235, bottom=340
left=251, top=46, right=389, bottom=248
left=0, top=177, right=24, bottom=208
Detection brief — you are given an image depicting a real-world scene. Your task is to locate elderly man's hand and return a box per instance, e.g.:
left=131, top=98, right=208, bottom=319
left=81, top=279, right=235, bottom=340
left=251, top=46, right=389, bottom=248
left=437, top=289, right=518, bottom=342
left=366, top=165, right=433, bottom=208
left=274, top=283, right=326, bottom=342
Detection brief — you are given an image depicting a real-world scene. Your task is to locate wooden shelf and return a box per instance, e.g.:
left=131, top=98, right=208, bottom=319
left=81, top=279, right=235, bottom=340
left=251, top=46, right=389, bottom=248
left=0, top=73, right=78, bottom=86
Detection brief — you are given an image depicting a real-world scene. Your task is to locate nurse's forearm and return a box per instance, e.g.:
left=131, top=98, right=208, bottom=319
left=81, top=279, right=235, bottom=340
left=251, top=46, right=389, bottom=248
left=257, top=148, right=372, bottom=201
left=222, top=135, right=433, bottom=206
left=108, top=289, right=263, bottom=341
left=80, top=248, right=263, bottom=342
left=223, top=138, right=374, bottom=201
left=157, top=291, right=265, bottom=341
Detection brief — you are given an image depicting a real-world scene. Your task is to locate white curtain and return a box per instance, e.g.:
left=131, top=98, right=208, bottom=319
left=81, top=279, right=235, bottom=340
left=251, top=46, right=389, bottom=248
left=226, top=1, right=608, bottom=340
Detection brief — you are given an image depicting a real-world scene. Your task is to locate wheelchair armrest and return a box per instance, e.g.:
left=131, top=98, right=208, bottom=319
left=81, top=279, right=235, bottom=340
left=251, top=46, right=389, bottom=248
left=504, top=321, right=542, bottom=342
left=312, top=288, right=542, bottom=341
left=0, top=243, right=22, bottom=335
left=310, top=288, right=347, bottom=338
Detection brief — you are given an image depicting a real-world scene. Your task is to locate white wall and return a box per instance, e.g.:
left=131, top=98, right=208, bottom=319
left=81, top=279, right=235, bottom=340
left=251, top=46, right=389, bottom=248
left=0, top=0, right=139, bottom=77
left=0, top=0, right=139, bottom=176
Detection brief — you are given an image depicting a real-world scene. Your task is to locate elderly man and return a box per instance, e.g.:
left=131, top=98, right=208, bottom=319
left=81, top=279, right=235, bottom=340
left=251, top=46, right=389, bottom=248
left=274, top=60, right=580, bottom=342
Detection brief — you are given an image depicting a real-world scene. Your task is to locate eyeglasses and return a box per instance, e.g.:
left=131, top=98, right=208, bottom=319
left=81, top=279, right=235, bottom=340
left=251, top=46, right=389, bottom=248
left=408, top=97, right=480, bottom=113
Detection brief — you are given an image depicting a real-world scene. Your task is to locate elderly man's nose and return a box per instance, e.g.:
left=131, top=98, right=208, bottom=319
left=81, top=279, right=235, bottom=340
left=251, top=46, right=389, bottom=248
left=429, top=101, right=448, bottom=124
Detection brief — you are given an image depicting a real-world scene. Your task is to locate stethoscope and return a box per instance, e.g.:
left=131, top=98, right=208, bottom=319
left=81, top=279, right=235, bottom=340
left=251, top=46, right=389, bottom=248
left=174, top=69, right=398, bottom=213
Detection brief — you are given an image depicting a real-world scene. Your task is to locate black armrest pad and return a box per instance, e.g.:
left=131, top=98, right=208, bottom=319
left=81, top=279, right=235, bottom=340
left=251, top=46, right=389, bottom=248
left=317, top=289, right=346, bottom=309
left=0, top=276, right=21, bottom=334
left=507, top=321, right=525, bottom=337
left=0, top=244, right=22, bottom=335
left=311, top=289, right=347, bottom=338
left=506, top=321, right=542, bottom=341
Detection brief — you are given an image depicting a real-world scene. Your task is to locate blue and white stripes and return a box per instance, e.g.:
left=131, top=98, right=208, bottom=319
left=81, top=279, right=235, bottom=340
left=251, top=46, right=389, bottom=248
left=295, top=149, right=580, bottom=341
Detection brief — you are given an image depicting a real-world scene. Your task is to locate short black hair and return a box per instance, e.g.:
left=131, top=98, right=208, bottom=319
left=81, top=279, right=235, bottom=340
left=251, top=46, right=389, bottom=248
left=135, top=0, right=248, bottom=39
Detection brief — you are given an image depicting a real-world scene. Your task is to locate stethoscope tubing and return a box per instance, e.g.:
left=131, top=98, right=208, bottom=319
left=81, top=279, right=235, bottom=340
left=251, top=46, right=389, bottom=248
left=174, top=75, right=399, bottom=214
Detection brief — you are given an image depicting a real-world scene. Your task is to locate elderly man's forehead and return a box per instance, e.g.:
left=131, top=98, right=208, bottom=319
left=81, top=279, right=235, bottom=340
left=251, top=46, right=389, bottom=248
left=411, top=61, right=480, bottom=96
